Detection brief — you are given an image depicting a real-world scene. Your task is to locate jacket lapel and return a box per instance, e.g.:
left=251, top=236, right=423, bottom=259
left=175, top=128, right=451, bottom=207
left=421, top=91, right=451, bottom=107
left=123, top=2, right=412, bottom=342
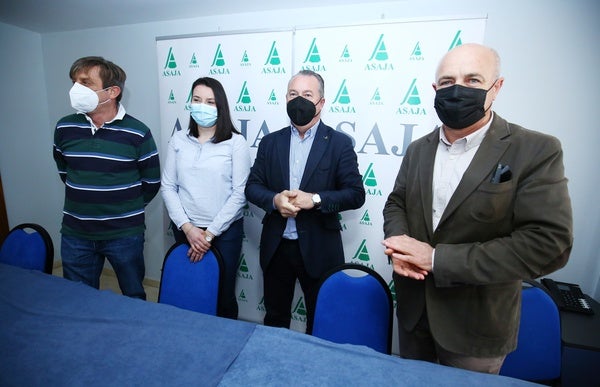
left=277, top=128, right=291, bottom=189
left=438, top=115, right=512, bottom=227
left=418, top=128, right=439, bottom=239
left=300, top=123, right=329, bottom=189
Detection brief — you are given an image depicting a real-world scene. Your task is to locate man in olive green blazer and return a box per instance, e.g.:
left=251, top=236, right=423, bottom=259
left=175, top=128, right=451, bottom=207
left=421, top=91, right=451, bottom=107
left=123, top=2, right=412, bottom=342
left=382, top=43, right=573, bottom=374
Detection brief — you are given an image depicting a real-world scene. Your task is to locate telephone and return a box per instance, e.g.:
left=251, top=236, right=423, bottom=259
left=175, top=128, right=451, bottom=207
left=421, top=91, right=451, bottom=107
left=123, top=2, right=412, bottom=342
left=541, top=278, right=594, bottom=315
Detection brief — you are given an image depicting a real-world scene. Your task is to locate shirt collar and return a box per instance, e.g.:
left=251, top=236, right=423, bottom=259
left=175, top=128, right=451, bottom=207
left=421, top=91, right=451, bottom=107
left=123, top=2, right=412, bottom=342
left=439, top=112, right=494, bottom=151
left=79, top=103, right=126, bottom=127
left=291, top=120, right=319, bottom=140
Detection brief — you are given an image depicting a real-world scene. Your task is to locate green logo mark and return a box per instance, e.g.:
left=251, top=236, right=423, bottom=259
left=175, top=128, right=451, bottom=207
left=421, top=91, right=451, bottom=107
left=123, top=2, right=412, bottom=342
left=400, top=79, right=421, bottom=105
left=164, top=47, right=177, bottom=69
left=360, top=210, right=371, bottom=223
left=293, top=297, right=307, bottom=317
left=168, top=90, right=176, bottom=104
left=339, top=45, right=352, bottom=62
left=370, top=88, right=382, bottom=104
left=352, top=239, right=370, bottom=262
left=268, top=90, right=277, bottom=103
left=240, top=50, right=251, bottom=66
left=238, top=254, right=249, bottom=273
left=190, top=53, right=199, bottom=66
left=304, top=38, right=321, bottom=63
left=238, top=289, right=247, bottom=302
left=362, top=163, right=377, bottom=187
left=411, top=42, right=422, bottom=57
left=368, top=34, right=389, bottom=61
left=236, top=81, right=252, bottom=104
left=212, top=43, right=226, bottom=67
left=388, top=280, right=397, bottom=306
left=333, top=79, right=351, bottom=105
left=265, top=41, right=281, bottom=65
left=449, top=30, right=463, bottom=51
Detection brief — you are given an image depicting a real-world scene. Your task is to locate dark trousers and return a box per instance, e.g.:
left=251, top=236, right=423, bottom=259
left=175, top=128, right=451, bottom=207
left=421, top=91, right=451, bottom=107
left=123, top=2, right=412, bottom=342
left=171, top=219, right=243, bottom=320
left=263, top=238, right=320, bottom=333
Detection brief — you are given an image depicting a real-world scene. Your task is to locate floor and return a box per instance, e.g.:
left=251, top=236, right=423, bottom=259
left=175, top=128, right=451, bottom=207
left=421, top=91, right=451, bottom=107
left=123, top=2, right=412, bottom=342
left=52, top=264, right=159, bottom=302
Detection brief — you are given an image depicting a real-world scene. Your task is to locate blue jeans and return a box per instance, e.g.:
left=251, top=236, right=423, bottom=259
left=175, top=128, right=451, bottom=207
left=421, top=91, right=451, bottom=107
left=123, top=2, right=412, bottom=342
left=171, top=218, right=243, bottom=319
left=61, top=234, right=146, bottom=300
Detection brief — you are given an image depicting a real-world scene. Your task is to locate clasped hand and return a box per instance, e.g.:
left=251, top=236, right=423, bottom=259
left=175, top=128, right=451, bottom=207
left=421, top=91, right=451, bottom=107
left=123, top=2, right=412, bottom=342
left=274, top=189, right=314, bottom=218
left=184, top=226, right=211, bottom=263
left=382, top=235, right=433, bottom=280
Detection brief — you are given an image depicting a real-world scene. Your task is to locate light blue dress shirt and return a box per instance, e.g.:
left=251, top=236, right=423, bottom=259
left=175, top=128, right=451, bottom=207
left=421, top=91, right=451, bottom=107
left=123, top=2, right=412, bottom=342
left=161, top=130, right=251, bottom=237
left=282, top=122, right=318, bottom=240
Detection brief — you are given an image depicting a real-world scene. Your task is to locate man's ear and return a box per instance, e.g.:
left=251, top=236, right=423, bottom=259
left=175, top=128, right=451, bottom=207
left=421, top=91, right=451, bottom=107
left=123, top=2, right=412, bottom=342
left=108, top=86, right=122, bottom=100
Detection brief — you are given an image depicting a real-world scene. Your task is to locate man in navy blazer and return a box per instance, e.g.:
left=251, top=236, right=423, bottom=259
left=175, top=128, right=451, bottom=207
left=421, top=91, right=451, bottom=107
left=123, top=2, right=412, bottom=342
left=383, top=44, right=573, bottom=374
left=245, top=70, right=365, bottom=332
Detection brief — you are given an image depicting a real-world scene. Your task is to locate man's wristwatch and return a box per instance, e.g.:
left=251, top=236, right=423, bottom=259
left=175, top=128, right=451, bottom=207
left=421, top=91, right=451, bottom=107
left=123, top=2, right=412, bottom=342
left=312, top=193, right=321, bottom=209
left=205, top=232, right=214, bottom=243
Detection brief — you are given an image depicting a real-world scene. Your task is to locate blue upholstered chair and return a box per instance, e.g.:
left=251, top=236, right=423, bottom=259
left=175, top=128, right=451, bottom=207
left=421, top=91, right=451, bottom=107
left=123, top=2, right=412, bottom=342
left=499, top=280, right=562, bottom=384
left=0, top=223, right=54, bottom=274
left=311, top=263, right=393, bottom=354
left=158, top=242, right=224, bottom=316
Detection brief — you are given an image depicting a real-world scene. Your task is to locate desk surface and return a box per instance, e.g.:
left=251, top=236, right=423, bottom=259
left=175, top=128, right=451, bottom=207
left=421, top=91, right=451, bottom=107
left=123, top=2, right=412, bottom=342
left=0, top=264, right=534, bottom=386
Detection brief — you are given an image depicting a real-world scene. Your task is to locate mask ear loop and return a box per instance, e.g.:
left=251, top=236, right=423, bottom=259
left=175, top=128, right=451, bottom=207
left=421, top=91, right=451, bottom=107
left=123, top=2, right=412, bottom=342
left=482, top=79, right=499, bottom=113
left=96, top=86, right=114, bottom=107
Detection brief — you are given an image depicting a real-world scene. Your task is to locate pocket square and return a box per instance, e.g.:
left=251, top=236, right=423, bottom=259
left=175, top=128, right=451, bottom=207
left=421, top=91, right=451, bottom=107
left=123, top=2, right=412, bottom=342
left=491, top=163, right=512, bottom=183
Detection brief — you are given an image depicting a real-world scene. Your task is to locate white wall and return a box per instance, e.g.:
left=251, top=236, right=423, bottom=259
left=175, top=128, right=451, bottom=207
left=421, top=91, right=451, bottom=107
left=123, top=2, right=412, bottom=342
left=1, top=0, right=599, bottom=299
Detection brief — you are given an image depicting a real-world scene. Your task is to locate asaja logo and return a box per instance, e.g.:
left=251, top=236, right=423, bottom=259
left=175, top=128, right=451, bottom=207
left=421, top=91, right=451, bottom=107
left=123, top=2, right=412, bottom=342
left=184, top=89, right=193, bottom=110
left=339, top=44, right=352, bottom=63
left=329, top=79, right=356, bottom=114
left=365, top=34, right=394, bottom=71
left=362, top=163, right=382, bottom=196
left=370, top=88, right=383, bottom=106
left=262, top=41, right=286, bottom=74
left=167, top=90, right=176, bottom=104
left=267, top=89, right=279, bottom=105
left=291, top=297, right=307, bottom=323
left=237, top=254, right=253, bottom=280
left=448, top=30, right=463, bottom=51
left=359, top=210, right=373, bottom=226
left=397, top=79, right=426, bottom=116
left=337, top=213, right=348, bottom=231
left=409, top=42, right=424, bottom=61
left=257, top=296, right=266, bottom=312
left=352, top=240, right=375, bottom=269
left=240, top=50, right=251, bottom=67
left=235, top=81, right=256, bottom=112
left=301, top=38, right=326, bottom=72
left=210, top=43, right=231, bottom=75
left=162, top=47, right=181, bottom=76
left=242, top=202, right=255, bottom=217
left=189, top=53, right=200, bottom=68
left=388, top=280, right=397, bottom=308
left=238, top=289, right=248, bottom=303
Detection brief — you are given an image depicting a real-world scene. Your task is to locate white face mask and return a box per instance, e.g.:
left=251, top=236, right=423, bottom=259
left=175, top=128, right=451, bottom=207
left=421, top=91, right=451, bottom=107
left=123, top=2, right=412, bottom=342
left=69, top=82, right=110, bottom=113
left=189, top=103, right=218, bottom=128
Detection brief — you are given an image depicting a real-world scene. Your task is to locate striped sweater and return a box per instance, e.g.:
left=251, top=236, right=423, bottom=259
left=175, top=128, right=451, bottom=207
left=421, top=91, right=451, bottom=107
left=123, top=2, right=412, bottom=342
left=53, top=112, right=160, bottom=240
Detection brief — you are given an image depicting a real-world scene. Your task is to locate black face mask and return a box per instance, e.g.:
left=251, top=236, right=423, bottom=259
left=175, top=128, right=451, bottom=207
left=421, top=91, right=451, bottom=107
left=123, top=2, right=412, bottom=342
left=434, top=83, right=495, bottom=129
left=287, top=96, right=319, bottom=127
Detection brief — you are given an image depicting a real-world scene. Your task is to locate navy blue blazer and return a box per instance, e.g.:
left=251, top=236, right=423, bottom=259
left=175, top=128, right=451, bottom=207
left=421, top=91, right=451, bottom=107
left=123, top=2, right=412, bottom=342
left=245, top=122, right=365, bottom=279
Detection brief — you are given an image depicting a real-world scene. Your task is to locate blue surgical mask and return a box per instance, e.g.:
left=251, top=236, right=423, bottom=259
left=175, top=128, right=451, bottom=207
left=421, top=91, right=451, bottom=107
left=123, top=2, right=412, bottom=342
left=189, top=103, right=218, bottom=128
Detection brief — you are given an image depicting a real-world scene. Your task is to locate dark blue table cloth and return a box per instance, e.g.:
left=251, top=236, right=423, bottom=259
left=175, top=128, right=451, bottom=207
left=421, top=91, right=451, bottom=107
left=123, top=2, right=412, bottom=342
left=0, top=263, right=536, bottom=386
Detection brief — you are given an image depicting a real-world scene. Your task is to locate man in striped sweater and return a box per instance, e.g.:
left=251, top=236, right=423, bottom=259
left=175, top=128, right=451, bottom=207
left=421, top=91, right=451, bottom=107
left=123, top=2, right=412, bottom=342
left=53, top=56, right=160, bottom=299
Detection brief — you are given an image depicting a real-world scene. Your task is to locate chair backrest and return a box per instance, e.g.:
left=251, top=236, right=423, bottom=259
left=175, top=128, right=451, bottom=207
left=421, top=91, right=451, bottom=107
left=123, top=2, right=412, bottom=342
left=0, top=223, right=54, bottom=274
left=499, top=280, right=561, bottom=382
left=158, top=242, right=223, bottom=316
left=311, top=263, right=393, bottom=354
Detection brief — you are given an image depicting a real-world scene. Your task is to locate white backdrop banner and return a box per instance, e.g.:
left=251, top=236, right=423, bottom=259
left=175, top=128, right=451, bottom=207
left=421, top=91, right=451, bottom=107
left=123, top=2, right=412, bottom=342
left=156, top=17, right=486, bottom=352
